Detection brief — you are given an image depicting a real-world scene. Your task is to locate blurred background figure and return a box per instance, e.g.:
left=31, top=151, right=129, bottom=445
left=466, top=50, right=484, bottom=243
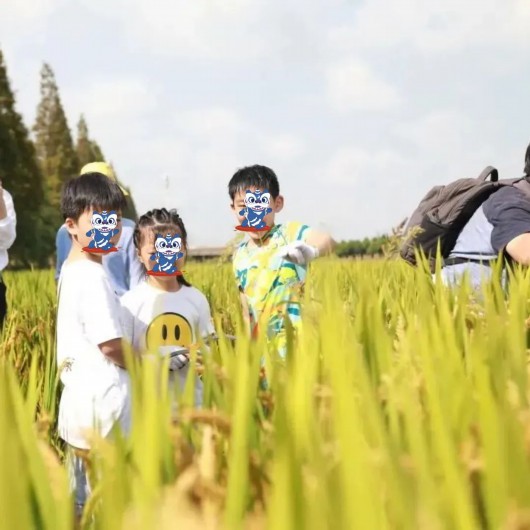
left=0, top=179, right=16, bottom=325
left=55, top=162, right=143, bottom=296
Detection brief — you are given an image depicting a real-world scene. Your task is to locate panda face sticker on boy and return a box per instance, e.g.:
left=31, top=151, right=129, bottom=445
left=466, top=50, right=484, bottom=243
left=148, top=233, right=184, bottom=276
left=83, top=210, right=120, bottom=253
left=236, top=189, right=273, bottom=232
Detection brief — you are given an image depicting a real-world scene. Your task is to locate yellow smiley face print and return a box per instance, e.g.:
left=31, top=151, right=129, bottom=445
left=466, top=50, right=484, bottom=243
left=145, top=312, right=193, bottom=353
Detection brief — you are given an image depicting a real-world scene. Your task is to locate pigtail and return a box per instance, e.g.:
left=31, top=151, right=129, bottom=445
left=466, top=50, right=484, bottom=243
left=168, top=208, right=192, bottom=287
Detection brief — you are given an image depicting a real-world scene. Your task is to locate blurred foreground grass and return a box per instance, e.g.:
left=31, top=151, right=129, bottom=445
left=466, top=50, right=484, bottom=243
left=2, top=258, right=530, bottom=529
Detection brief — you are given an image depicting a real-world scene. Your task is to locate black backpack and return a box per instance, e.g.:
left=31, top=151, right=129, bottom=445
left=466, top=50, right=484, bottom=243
left=400, top=166, right=530, bottom=270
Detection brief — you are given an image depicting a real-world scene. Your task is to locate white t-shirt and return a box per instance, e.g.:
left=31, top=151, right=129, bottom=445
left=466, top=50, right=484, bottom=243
left=56, top=259, right=131, bottom=449
left=120, top=282, right=215, bottom=406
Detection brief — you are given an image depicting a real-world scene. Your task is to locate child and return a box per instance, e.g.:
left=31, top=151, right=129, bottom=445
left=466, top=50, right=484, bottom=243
left=120, top=208, right=215, bottom=408
left=228, top=164, right=336, bottom=356
left=56, top=172, right=132, bottom=517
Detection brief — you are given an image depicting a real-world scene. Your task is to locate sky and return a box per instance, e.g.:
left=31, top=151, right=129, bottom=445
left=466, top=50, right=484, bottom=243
left=2, top=0, right=530, bottom=248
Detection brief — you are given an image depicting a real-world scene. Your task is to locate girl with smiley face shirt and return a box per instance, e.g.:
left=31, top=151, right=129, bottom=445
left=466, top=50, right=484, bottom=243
left=120, top=208, right=215, bottom=407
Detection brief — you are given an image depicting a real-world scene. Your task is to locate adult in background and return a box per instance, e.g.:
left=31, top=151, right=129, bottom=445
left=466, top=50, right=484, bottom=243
left=55, top=162, right=143, bottom=296
left=0, top=179, right=16, bottom=326
left=441, top=141, right=530, bottom=289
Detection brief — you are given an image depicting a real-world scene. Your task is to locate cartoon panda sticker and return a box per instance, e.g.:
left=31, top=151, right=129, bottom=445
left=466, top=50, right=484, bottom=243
left=83, top=210, right=120, bottom=253
left=148, top=233, right=184, bottom=276
left=236, top=189, right=273, bottom=232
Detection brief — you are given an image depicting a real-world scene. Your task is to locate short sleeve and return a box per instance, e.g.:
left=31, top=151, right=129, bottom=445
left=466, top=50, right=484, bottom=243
left=119, top=292, right=136, bottom=347
left=81, top=272, right=123, bottom=346
left=483, top=187, right=530, bottom=253
left=0, top=190, right=16, bottom=250
left=232, top=245, right=244, bottom=289
left=284, top=222, right=310, bottom=243
left=197, top=292, right=215, bottom=338
left=122, top=219, right=144, bottom=290
left=55, top=226, right=71, bottom=280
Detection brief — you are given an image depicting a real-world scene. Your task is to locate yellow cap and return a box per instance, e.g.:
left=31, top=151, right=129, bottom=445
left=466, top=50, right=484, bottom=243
left=80, top=162, right=129, bottom=196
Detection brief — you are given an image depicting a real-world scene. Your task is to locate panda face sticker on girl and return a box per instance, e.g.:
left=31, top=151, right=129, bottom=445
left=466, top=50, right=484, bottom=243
left=155, top=234, right=182, bottom=256
left=148, top=233, right=185, bottom=276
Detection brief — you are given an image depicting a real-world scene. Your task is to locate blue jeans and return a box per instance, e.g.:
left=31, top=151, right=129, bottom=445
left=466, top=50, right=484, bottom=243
left=66, top=446, right=91, bottom=518
left=438, top=263, right=507, bottom=291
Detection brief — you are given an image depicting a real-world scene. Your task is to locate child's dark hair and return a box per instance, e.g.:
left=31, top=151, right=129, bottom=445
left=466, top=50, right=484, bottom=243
left=61, top=172, right=126, bottom=221
left=525, top=142, right=530, bottom=175
left=228, top=165, right=280, bottom=201
left=133, top=208, right=191, bottom=287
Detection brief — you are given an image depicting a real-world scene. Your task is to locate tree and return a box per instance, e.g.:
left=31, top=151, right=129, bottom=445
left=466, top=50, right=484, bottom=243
left=76, top=114, right=105, bottom=167
left=0, top=49, right=46, bottom=266
left=33, top=63, right=79, bottom=258
left=33, top=64, right=78, bottom=214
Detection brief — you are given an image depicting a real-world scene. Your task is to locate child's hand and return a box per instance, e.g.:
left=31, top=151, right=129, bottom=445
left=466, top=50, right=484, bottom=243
left=278, top=241, right=319, bottom=265
left=169, top=351, right=189, bottom=371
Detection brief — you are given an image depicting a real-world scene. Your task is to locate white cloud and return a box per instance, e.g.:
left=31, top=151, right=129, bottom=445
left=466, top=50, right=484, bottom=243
left=329, top=0, right=530, bottom=54
left=324, top=147, right=409, bottom=186
left=59, top=77, right=160, bottom=154
left=69, top=78, right=158, bottom=120
left=2, top=0, right=62, bottom=22
left=2, top=0, right=530, bottom=248
left=261, top=133, right=306, bottom=161
left=179, top=107, right=244, bottom=137
left=326, top=60, right=400, bottom=112
left=76, top=0, right=291, bottom=61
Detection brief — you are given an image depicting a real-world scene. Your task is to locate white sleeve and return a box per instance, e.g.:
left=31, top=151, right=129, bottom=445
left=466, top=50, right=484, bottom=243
left=119, top=294, right=136, bottom=348
left=0, top=190, right=16, bottom=250
left=81, top=273, right=123, bottom=346
left=197, top=292, right=215, bottom=338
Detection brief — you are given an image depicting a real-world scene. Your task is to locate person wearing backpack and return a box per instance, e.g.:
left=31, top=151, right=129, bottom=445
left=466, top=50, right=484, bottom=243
left=401, top=142, right=530, bottom=289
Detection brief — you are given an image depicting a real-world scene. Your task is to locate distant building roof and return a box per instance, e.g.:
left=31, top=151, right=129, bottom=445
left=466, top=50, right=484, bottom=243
left=187, top=246, right=226, bottom=258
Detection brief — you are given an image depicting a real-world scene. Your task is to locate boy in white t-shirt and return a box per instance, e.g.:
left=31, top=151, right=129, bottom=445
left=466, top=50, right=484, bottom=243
left=120, top=208, right=215, bottom=407
left=56, top=172, right=132, bottom=517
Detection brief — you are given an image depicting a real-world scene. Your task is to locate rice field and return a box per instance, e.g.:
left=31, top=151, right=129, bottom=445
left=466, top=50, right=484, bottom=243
left=3, top=257, right=530, bottom=529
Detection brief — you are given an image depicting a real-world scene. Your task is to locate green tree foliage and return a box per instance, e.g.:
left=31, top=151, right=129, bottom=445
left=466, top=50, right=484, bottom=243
left=75, top=118, right=138, bottom=219
left=336, top=235, right=389, bottom=258
left=33, top=63, right=79, bottom=260
left=122, top=189, right=139, bottom=221
left=0, top=50, right=46, bottom=267
left=33, top=64, right=78, bottom=214
left=76, top=114, right=105, bottom=168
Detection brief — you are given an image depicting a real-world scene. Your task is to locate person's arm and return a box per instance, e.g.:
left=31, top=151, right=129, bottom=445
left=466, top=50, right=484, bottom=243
left=127, top=240, right=144, bottom=290
left=486, top=187, right=530, bottom=265
left=278, top=224, right=336, bottom=265
left=0, top=186, right=16, bottom=251
left=118, top=296, right=144, bottom=359
left=198, top=293, right=216, bottom=338
left=55, top=226, right=71, bottom=281
left=304, top=228, right=337, bottom=257
left=99, top=338, right=127, bottom=368
left=505, top=234, right=530, bottom=264
left=121, top=221, right=143, bottom=290
left=83, top=273, right=128, bottom=369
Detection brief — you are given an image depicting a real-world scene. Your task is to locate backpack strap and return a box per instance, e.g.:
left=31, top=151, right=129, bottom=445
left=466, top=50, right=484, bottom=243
left=513, top=176, right=530, bottom=198
left=478, top=166, right=498, bottom=182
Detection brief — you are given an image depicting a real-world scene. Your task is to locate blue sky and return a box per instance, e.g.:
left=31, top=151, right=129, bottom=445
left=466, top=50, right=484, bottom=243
left=2, top=0, right=530, bottom=247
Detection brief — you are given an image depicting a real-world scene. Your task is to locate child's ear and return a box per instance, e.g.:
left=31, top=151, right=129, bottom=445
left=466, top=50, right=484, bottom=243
left=64, top=217, right=77, bottom=236
left=274, top=195, right=284, bottom=213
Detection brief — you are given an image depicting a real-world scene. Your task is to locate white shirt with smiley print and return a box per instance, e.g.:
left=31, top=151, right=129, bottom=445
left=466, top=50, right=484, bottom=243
left=120, top=282, right=215, bottom=407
